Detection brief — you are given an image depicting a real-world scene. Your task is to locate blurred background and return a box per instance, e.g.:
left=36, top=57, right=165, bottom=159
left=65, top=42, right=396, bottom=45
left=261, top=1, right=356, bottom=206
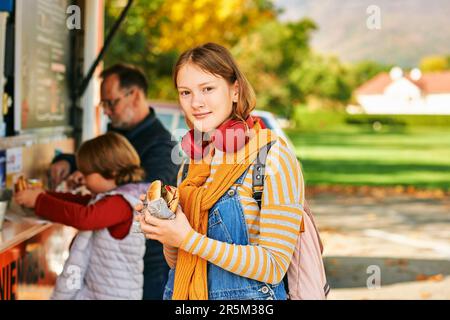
left=105, top=0, right=450, bottom=191
left=0, top=0, right=449, bottom=300
left=104, top=0, right=450, bottom=300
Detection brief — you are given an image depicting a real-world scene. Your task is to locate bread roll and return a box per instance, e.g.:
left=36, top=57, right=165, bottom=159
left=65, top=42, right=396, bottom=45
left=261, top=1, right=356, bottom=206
left=145, top=180, right=179, bottom=213
left=147, top=180, right=162, bottom=201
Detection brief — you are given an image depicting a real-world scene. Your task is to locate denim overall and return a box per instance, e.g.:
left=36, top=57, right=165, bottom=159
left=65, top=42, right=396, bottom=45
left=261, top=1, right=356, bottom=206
left=163, top=168, right=287, bottom=300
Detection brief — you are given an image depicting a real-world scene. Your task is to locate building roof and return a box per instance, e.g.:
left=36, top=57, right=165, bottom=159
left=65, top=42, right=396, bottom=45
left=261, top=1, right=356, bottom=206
left=355, top=71, right=450, bottom=95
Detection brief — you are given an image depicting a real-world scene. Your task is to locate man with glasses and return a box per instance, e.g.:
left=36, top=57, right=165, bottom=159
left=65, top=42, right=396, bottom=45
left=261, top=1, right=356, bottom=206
left=49, top=63, right=180, bottom=300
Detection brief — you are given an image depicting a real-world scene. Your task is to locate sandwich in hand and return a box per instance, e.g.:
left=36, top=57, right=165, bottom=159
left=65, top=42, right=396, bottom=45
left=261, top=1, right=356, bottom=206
left=144, top=180, right=180, bottom=219
left=146, top=180, right=179, bottom=213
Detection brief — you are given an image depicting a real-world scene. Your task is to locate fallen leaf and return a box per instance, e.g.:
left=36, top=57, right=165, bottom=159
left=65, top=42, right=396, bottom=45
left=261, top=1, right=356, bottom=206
left=385, top=259, right=395, bottom=266
left=429, top=274, right=444, bottom=282
left=306, top=185, right=450, bottom=200
left=415, top=273, right=444, bottom=282
left=329, top=270, right=338, bottom=277
left=329, top=258, right=339, bottom=266
left=420, top=292, right=431, bottom=299
left=407, top=186, right=416, bottom=194
left=416, top=274, right=428, bottom=281
left=398, top=259, right=408, bottom=267
left=385, top=258, right=408, bottom=267
left=320, top=227, right=340, bottom=233
left=394, top=186, right=404, bottom=194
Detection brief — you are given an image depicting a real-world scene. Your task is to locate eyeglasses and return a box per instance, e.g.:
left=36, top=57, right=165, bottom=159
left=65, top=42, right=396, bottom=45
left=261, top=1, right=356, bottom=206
left=99, top=89, right=133, bottom=112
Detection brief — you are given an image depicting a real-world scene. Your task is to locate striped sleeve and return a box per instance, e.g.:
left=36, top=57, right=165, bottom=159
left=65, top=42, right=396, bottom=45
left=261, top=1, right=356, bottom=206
left=179, top=139, right=304, bottom=284
left=163, top=245, right=178, bottom=269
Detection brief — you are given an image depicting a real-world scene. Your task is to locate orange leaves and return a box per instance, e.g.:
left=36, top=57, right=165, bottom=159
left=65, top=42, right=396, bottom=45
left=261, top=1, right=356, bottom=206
left=306, top=185, right=450, bottom=200
left=415, top=273, right=444, bottom=282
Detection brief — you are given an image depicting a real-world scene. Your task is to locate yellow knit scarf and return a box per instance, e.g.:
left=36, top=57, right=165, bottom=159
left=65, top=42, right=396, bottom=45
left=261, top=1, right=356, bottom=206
left=173, top=124, right=276, bottom=300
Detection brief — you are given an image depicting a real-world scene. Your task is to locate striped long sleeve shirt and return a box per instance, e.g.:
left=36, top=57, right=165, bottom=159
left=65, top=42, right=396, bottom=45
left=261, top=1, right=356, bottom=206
left=164, top=137, right=304, bottom=284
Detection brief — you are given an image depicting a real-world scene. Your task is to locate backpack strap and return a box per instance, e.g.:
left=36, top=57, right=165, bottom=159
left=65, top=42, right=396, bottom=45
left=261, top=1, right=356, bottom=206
left=181, top=160, right=189, bottom=182
left=183, top=140, right=275, bottom=189
left=252, top=140, right=276, bottom=210
left=251, top=142, right=324, bottom=253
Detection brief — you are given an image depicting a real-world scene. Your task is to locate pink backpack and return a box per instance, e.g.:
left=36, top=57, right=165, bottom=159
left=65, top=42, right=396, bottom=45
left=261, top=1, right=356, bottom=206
left=286, top=200, right=330, bottom=299
left=252, top=142, right=330, bottom=300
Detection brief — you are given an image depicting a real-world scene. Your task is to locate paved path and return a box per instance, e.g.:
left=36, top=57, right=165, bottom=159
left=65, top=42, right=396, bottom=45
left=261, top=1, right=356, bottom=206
left=309, top=193, right=450, bottom=300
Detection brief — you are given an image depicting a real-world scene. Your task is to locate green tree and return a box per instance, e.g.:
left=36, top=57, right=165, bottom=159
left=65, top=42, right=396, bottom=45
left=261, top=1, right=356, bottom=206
left=233, top=19, right=318, bottom=118
left=104, top=1, right=375, bottom=124
left=347, top=60, right=392, bottom=89
left=104, top=0, right=171, bottom=98
left=289, top=54, right=352, bottom=107
left=234, top=19, right=355, bottom=118
left=154, top=0, right=276, bottom=52
left=104, top=0, right=276, bottom=100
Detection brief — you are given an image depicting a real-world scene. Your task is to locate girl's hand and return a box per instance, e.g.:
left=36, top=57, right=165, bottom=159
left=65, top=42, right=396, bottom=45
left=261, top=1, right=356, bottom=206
left=14, top=188, right=45, bottom=208
left=138, top=206, right=193, bottom=248
left=134, top=193, right=146, bottom=212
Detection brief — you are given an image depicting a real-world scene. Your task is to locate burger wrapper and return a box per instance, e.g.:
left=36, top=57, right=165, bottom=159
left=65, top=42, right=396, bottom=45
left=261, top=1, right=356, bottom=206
left=144, top=198, right=176, bottom=220
left=131, top=197, right=176, bottom=233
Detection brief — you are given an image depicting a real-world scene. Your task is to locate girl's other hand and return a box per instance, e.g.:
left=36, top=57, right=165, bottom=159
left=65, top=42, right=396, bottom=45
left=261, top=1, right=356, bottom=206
left=134, top=194, right=145, bottom=213
left=133, top=194, right=146, bottom=221
left=139, top=206, right=192, bottom=248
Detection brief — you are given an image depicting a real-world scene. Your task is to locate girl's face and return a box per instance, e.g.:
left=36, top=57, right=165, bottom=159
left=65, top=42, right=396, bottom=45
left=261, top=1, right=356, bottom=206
left=177, top=62, right=238, bottom=133
left=84, top=173, right=116, bottom=194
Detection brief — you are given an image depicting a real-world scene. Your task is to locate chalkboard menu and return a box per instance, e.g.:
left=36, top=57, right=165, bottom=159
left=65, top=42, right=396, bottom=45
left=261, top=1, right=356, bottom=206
left=15, top=0, right=71, bottom=131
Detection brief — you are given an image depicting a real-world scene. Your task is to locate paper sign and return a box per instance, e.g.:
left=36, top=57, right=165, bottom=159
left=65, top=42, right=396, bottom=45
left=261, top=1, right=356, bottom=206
left=6, top=147, right=23, bottom=174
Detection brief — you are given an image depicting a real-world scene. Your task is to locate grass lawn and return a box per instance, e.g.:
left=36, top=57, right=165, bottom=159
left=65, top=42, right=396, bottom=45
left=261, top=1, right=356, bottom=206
left=285, top=126, right=450, bottom=190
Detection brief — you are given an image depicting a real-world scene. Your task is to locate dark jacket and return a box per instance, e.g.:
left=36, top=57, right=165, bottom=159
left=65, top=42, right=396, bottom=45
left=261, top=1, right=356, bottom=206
left=53, top=107, right=180, bottom=186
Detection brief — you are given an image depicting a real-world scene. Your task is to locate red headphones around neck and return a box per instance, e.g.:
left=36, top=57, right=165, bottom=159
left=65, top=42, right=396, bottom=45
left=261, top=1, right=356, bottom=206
left=181, top=116, right=256, bottom=160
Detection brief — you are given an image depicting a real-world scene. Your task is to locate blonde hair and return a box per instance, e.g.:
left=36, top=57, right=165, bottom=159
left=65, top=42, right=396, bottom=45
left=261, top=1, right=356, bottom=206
left=173, top=42, right=256, bottom=121
left=76, top=132, right=145, bottom=185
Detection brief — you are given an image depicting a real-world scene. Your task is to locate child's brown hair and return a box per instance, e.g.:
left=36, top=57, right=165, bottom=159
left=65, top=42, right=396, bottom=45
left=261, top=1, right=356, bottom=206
left=76, top=132, right=145, bottom=185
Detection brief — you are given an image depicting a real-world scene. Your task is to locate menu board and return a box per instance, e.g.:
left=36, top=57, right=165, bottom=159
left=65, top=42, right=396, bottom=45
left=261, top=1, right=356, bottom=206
left=14, top=0, right=71, bottom=131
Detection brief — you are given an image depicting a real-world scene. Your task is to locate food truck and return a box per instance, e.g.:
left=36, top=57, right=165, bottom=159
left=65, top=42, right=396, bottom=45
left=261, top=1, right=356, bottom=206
left=0, top=0, right=120, bottom=299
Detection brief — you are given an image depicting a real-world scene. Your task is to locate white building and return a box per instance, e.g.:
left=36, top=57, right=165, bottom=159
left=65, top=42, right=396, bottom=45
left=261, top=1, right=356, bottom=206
left=354, top=67, right=450, bottom=115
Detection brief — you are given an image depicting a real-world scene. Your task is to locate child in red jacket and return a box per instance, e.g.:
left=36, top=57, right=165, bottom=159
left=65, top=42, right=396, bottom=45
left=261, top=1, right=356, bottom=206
left=15, top=132, right=146, bottom=239
left=14, top=132, right=148, bottom=299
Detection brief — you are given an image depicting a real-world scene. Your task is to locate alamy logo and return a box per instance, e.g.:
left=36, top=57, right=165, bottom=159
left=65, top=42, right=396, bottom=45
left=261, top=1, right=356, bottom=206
left=366, top=5, right=382, bottom=30
left=366, top=265, right=382, bottom=289
left=66, top=265, right=82, bottom=290
left=66, top=5, right=81, bottom=30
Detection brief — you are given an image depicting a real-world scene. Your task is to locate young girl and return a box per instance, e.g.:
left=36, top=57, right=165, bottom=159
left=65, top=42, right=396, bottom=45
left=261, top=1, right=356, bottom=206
left=15, top=132, right=148, bottom=300
left=137, top=43, right=305, bottom=300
